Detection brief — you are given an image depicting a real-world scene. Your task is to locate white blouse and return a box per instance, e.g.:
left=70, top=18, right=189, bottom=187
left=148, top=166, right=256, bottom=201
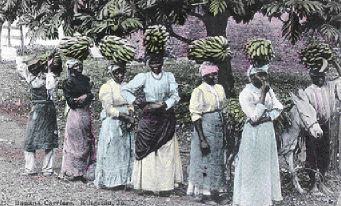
left=99, top=79, right=132, bottom=118
left=305, top=77, right=341, bottom=122
left=189, top=83, right=226, bottom=122
left=121, top=71, right=180, bottom=110
left=239, top=83, right=283, bottom=122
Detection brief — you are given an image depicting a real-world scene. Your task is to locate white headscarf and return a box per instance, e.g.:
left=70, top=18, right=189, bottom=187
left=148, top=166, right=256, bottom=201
left=107, top=64, right=121, bottom=73
left=247, top=64, right=269, bottom=77
left=66, top=59, right=80, bottom=68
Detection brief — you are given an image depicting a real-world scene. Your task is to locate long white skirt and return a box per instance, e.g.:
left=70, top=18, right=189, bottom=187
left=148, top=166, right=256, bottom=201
left=132, top=135, right=183, bottom=192
left=233, top=122, right=283, bottom=206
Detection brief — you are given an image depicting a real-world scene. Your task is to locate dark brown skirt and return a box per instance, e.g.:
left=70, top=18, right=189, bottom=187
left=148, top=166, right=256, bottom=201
left=135, top=109, right=176, bottom=160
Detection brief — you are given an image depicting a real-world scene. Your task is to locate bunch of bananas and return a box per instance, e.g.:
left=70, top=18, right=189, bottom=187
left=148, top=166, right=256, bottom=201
left=222, top=98, right=246, bottom=133
left=144, top=25, right=169, bottom=55
left=99, top=35, right=135, bottom=63
left=244, top=38, right=274, bottom=67
left=28, top=51, right=63, bottom=75
left=59, top=36, right=91, bottom=61
left=222, top=96, right=292, bottom=135
left=299, top=43, right=334, bottom=70
left=48, top=51, right=63, bottom=74
left=188, top=36, right=232, bottom=62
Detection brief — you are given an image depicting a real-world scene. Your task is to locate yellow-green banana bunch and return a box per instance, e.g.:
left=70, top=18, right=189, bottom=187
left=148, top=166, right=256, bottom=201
left=222, top=98, right=246, bottom=133
left=222, top=96, right=291, bottom=136
left=299, top=43, right=334, bottom=70
left=28, top=51, right=63, bottom=74
left=144, top=25, right=169, bottom=55
left=99, top=35, right=135, bottom=63
left=188, top=36, right=232, bottom=62
left=244, top=38, right=274, bottom=67
left=59, top=36, right=91, bottom=61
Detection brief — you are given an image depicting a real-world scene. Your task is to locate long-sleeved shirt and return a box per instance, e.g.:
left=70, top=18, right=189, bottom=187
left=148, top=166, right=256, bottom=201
left=121, top=71, right=180, bottom=110
left=304, top=77, right=341, bottom=122
left=189, top=82, right=226, bottom=122
left=18, top=59, right=45, bottom=89
left=239, top=83, right=283, bottom=122
left=99, top=79, right=133, bottom=118
left=62, top=75, right=93, bottom=109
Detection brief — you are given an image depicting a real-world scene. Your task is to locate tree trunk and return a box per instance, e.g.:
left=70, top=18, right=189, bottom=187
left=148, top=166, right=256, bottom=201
left=20, top=25, right=24, bottom=55
left=202, top=12, right=236, bottom=98
left=7, top=21, right=11, bottom=47
left=0, top=22, right=3, bottom=61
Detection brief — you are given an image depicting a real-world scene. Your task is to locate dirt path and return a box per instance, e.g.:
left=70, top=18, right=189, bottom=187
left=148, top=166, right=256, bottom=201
left=0, top=113, right=205, bottom=206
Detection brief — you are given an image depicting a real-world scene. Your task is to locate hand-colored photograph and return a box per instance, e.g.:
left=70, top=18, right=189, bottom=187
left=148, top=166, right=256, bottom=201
left=0, top=0, right=340, bottom=205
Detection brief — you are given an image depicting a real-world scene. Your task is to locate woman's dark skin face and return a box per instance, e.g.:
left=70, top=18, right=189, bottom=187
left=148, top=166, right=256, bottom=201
left=69, top=63, right=83, bottom=77
left=203, top=72, right=218, bottom=85
left=111, top=67, right=126, bottom=84
left=310, top=74, right=326, bottom=87
left=250, top=72, right=269, bottom=88
left=148, top=59, right=163, bottom=75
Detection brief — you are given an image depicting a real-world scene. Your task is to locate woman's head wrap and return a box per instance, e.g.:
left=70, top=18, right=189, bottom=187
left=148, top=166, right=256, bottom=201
left=107, top=62, right=126, bottom=73
left=247, top=64, right=269, bottom=77
left=66, top=59, right=81, bottom=68
left=200, top=61, right=219, bottom=77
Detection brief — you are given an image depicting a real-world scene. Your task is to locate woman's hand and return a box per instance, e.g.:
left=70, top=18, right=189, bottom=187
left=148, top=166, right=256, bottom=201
left=74, top=94, right=87, bottom=103
left=200, top=139, right=211, bottom=155
left=118, top=112, right=135, bottom=124
left=260, top=80, right=270, bottom=104
left=261, top=80, right=270, bottom=94
left=143, top=101, right=166, bottom=113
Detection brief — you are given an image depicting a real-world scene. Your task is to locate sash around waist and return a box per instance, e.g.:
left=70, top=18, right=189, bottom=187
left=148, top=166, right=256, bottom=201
left=31, top=99, right=53, bottom=104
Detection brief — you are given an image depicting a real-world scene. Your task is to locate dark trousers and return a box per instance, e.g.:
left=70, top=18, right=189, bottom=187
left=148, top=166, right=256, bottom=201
left=305, top=122, right=330, bottom=182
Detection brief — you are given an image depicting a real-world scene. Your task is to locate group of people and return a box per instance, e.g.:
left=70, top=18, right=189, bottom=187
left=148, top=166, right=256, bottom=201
left=19, top=49, right=341, bottom=205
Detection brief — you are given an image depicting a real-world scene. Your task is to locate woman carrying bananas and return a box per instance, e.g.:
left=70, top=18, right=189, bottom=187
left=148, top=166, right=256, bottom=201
left=233, top=64, right=283, bottom=206
left=121, top=54, right=183, bottom=195
left=20, top=54, right=60, bottom=176
left=94, top=62, right=135, bottom=189
left=60, top=59, right=95, bottom=182
left=187, top=62, right=227, bottom=204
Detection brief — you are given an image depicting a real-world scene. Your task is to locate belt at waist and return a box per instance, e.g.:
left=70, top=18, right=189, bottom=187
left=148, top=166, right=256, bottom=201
left=31, top=100, right=53, bottom=104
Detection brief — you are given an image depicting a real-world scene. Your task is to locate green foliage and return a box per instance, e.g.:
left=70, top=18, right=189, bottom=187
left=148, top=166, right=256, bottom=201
left=262, top=0, right=341, bottom=45
left=318, top=24, right=341, bottom=44
left=209, top=0, right=228, bottom=16
left=73, top=0, right=143, bottom=43
left=283, top=13, right=302, bottom=45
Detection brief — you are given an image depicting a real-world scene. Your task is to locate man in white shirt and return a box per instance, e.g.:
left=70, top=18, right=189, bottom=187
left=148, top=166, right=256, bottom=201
left=304, top=58, right=341, bottom=194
